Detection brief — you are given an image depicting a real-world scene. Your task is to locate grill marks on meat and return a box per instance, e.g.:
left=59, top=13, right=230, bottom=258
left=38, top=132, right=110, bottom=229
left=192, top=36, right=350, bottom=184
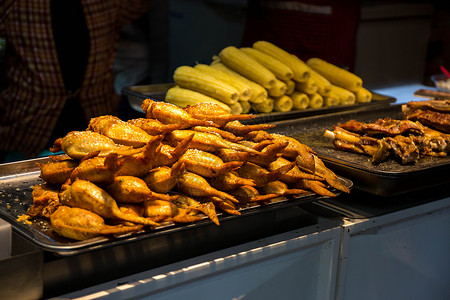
left=328, top=117, right=450, bottom=164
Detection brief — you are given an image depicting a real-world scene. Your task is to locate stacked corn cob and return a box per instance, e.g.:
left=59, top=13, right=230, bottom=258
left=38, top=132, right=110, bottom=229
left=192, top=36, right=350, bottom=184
left=165, top=41, right=372, bottom=114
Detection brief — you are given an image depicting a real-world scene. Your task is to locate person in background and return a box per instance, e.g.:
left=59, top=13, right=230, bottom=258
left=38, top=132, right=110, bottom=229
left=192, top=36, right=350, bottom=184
left=113, top=0, right=169, bottom=121
left=0, top=0, right=151, bottom=162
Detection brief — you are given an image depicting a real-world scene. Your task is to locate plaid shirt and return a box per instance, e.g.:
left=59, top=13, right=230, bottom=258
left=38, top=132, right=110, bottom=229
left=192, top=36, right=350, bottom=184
left=0, top=0, right=150, bottom=156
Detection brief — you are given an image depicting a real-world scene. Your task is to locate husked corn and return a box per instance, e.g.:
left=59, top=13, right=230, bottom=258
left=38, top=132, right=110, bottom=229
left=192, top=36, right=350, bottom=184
left=323, top=91, right=339, bottom=107
left=253, top=41, right=310, bottom=82
left=194, top=64, right=252, bottom=101
left=295, top=77, right=318, bottom=95
left=308, top=67, right=331, bottom=95
left=239, top=100, right=251, bottom=114
left=330, top=85, right=356, bottom=105
left=273, top=95, right=293, bottom=112
left=210, top=61, right=268, bottom=104
left=291, top=91, right=310, bottom=110
left=165, top=85, right=231, bottom=112
left=354, top=87, right=372, bottom=103
left=307, top=58, right=362, bottom=92
left=251, top=98, right=274, bottom=113
left=219, top=46, right=277, bottom=89
left=229, top=101, right=243, bottom=115
left=173, top=65, right=239, bottom=105
left=284, top=79, right=295, bottom=95
left=240, top=47, right=294, bottom=81
left=308, top=93, right=324, bottom=109
left=268, top=79, right=287, bottom=97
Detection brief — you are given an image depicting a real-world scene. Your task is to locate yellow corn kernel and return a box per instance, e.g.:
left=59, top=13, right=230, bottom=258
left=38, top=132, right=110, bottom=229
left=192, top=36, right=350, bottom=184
left=291, top=91, right=310, bottom=110
left=210, top=61, right=268, bottom=103
left=240, top=47, right=294, bottom=81
left=251, top=98, right=274, bottom=113
left=239, top=100, right=251, bottom=114
left=323, top=91, right=339, bottom=107
left=252, top=41, right=310, bottom=82
left=194, top=64, right=252, bottom=101
left=307, top=58, right=362, bottom=92
left=273, top=95, right=293, bottom=112
left=284, top=79, right=295, bottom=95
left=173, top=65, right=239, bottom=105
left=330, top=85, right=356, bottom=105
left=219, top=46, right=277, bottom=89
left=308, top=67, right=331, bottom=95
left=165, top=85, right=231, bottom=112
left=308, top=93, right=324, bottom=109
left=354, top=87, right=372, bottom=103
left=267, top=79, right=287, bottom=97
left=295, top=77, right=318, bottom=95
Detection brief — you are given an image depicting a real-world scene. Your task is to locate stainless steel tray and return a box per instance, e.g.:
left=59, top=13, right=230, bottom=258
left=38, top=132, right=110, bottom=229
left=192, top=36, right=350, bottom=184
left=0, top=157, right=352, bottom=255
left=267, top=104, right=450, bottom=196
left=122, top=83, right=396, bottom=123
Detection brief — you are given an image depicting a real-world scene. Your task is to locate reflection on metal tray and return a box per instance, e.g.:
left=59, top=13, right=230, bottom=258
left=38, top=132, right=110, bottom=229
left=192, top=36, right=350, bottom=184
left=0, top=157, right=351, bottom=255
left=122, top=83, right=396, bottom=123
left=268, top=104, right=450, bottom=197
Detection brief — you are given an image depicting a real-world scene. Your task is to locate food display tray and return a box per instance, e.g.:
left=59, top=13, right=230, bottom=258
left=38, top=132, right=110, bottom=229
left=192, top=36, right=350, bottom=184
left=267, top=104, right=450, bottom=197
left=0, top=157, right=351, bottom=256
left=122, top=83, right=396, bottom=123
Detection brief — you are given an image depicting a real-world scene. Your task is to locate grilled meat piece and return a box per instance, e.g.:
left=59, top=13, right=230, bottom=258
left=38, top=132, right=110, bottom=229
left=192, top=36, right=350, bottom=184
left=339, top=118, right=424, bottom=136
left=405, top=109, right=450, bottom=134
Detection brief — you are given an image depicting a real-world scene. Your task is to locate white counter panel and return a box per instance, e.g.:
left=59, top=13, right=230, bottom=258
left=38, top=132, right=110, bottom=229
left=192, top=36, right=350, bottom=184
left=336, top=197, right=450, bottom=300
left=61, top=221, right=342, bottom=300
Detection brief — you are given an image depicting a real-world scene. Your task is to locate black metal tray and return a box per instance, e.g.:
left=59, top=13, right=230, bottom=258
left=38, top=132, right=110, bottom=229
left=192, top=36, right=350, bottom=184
left=122, top=83, right=396, bottom=123
left=267, top=104, right=450, bottom=197
left=0, top=157, right=351, bottom=256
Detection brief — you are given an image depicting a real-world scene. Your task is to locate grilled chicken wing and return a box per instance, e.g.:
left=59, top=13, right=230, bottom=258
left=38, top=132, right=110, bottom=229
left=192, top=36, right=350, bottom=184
left=176, top=171, right=237, bottom=203
left=38, top=159, right=78, bottom=186
left=88, top=115, right=152, bottom=147
left=106, top=175, right=174, bottom=203
left=70, top=153, right=119, bottom=185
left=127, top=118, right=182, bottom=135
left=178, top=148, right=243, bottom=178
left=143, top=161, right=185, bottom=194
left=141, top=99, right=218, bottom=128
left=60, top=180, right=160, bottom=226
left=168, top=130, right=261, bottom=154
left=51, top=131, right=134, bottom=160
left=184, top=102, right=256, bottom=127
left=50, top=206, right=143, bottom=240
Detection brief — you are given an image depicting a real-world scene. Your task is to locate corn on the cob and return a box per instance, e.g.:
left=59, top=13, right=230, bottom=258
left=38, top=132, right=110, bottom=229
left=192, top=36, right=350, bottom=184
left=308, top=67, right=331, bottom=95
left=210, top=61, right=268, bottom=103
left=323, top=91, right=339, bottom=107
left=239, top=100, right=251, bottom=114
left=267, top=79, right=287, bottom=97
left=219, top=46, right=277, bottom=89
left=284, top=79, right=295, bottom=95
left=240, top=47, right=294, bottom=81
left=330, top=85, right=356, bottom=105
left=194, top=64, right=252, bottom=101
left=306, top=58, right=362, bottom=92
left=273, top=95, right=293, bottom=112
left=165, top=85, right=231, bottom=112
left=173, top=65, right=239, bottom=105
left=229, top=101, right=243, bottom=115
left=253, top=41, right=310, bottom=82
left=291, top=91, right=310, bottom=110
left=308, top=93, right=324, bottom=109
left=251, top=98, right=274, bottom=113
left=354, top=87, right=372, bottom=103
left=295, top=77, right=318, bottom=95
